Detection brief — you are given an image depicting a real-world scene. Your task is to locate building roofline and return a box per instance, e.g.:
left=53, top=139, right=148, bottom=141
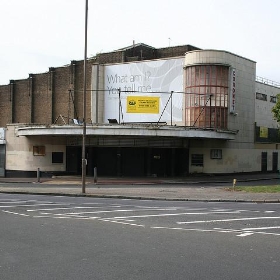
left=185, top=49, right=256, bottom=63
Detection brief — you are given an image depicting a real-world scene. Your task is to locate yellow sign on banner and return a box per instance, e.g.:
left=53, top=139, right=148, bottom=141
left=127, top=96, right=159, bottom=114
left=260, top=126, right=268, bottom=138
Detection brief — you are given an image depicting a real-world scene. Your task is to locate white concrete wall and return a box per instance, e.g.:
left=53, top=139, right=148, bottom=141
left=6, top=124, right=66, bottom=172
left=183, top=50, right=274, bottom=173
left=255, top=82, right=279, bottom=128
left=189, top=145, right=279, bottom=174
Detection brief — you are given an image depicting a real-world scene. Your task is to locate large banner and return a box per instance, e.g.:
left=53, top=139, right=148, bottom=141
left=103, top=58, right=184, bottom=123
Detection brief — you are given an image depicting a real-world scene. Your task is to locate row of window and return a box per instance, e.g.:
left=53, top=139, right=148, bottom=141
left=191, top=149, right=222, bottom=166
left=192, top=151, right=279, bottom=170
left=256, top=92, right=276, bottom=103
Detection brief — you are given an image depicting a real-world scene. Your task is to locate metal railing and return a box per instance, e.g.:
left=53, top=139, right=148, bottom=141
left=256, top=76, right=280, bottom=88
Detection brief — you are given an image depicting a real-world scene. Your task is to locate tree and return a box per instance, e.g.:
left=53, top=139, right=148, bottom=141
left=271, top=94, right=280, bottom=123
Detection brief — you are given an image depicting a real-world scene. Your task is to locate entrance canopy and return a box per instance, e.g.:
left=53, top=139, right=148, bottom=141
left=15, top=124, right=237, bottom=140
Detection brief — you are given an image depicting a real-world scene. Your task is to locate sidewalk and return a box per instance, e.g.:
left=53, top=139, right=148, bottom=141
left=0, top=173, right=280, bottom=203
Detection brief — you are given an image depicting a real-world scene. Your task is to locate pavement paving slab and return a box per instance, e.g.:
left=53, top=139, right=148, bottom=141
left=0, top=172, right=280, bottom=202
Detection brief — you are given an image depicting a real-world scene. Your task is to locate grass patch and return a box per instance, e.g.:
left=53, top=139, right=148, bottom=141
left=234, top=185, right=280, bottom=193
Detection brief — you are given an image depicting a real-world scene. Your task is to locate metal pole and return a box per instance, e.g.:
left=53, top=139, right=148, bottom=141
left=170, top=91, right=173, bottom=126
left=95, top=64, right=99, bottom=124
left=209, top=94, right=211, bottom=128
left=82, top=0, right=88, bottom=193
left=94, top=167, right=97, bottom=184
left=118, top=88, right=121, bottom=124
left=37, top=168, right=40, bottom=183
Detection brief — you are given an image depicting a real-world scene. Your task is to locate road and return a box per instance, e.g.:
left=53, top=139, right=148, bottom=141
left=1, top=193, right=279, bottom=280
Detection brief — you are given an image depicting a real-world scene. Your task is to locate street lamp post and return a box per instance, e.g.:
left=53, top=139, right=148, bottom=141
left=82, top=0, right=88, bottom=193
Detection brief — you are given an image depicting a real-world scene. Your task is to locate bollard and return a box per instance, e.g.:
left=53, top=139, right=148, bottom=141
left=37, top=168, right=41, bottom=183
left=233, top=178, right=236, bottom=191
left=94, top=167, right=98, bottom=185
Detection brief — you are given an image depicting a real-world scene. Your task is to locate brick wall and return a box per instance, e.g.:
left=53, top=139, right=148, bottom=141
left=157, top=45, right=200, bottom=58
left=52, top=66, right=71, bottom=123
left=0, top=60, right=93, bottom=126
left=32, top=72, right=51, bottom=124
left=0, top=43, right=200, bottom=127
left=71, top=60, right=92, bottom=123
left=13, top=79, right=31, bottom=123
left=95, top=51, right=124, bottom=64
left=0, top=84, right=12, bottom=126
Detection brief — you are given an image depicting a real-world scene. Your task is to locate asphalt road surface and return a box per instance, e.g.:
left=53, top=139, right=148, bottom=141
left=1, top=193, right=279, bottom=280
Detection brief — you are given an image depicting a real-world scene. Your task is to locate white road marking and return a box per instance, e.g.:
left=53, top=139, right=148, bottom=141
left=236, top=232, right=254, bottom=237
left=100, top=219, right=144, bottom=227
left=2, top=210, right=18, bottom=214
left=152, top=226, right=280, bottom=237
left=0, top=203, right=70, bottom=208
left=151, top=226, right=218, bottom=233
left=0, top=198, right=23, bottom=201
left=212, top=209, right=232, bottom=212
left=53, top=208, right=180, bottom=216
left=177, top=216, right=280, bottom=224
left=247, top=231, right=280, bottom=236
left=107, top=212, right=189, bottom=219
left=2, top=210, right=29, bottom=217
left=27, top=207, right=74, bottom=212
left=107, top=210, right=244, bottom=220
left=0, top=200, right=38, bottom=204
left=214, top=227, right=280, bottom=237
left=241, top=226, right=280, bottom=231
left=26, top=205, right=127, bottom=212
left=1, top=198, right=279, bottom=238
left=81, top=202, right=105, bottom=205
left=27, top=206, right=118, bottom=212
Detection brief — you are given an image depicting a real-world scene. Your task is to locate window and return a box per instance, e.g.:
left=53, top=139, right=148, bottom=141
left=210, top=149, right=222, bottom=159
left=191, top=154, right=203, bottom=166
left=256, top=92, right=267, bottom=101
left=33, top=146, right=45, bottom=156
left=185, top=65, right=229, bottom=129
left=270, top=96, right=276, bottom=103
left=52, top=152, right=63, bottom=164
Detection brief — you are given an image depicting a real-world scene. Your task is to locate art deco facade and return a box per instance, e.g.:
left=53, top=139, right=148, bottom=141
left=0, top=43, right=279, bottom=177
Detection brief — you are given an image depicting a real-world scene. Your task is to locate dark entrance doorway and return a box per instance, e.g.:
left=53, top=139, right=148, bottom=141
left=272, top=152, right=278, bottom=172
left=90, top=147, right=147, bottom=177
left=0, top=145, right=5, bottom=177
left=66, top=146, right=82, bottom=175
left=261, top=152, right=267, bottom=172
left=66, top=146, right=189, bottom=177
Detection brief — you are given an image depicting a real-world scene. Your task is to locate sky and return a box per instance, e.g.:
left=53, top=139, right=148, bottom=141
left=1, top=0, right=279, bottom=85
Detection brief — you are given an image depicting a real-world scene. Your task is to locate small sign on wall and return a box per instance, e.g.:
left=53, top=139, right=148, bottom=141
left=260, top=127, right=268, bottom=138
left=33, top=146, right=45, bottom=156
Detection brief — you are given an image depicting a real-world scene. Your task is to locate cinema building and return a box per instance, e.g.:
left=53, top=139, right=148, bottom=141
left=0, top=43, right=279, bottom=178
